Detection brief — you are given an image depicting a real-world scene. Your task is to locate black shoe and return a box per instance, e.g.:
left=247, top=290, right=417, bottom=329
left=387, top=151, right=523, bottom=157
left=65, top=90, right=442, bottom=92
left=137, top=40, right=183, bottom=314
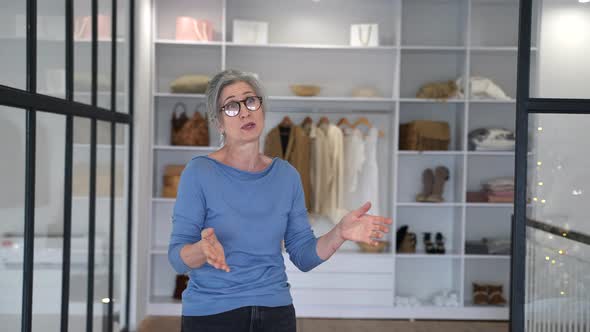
left=435, top=232, right=446, bottom=254
left=423, top=232, right=435, bottom=254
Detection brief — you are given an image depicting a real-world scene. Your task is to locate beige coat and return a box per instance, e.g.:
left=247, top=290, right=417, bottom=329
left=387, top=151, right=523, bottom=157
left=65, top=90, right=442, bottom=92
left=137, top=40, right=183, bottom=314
left=313, top=123, right=344, bottom=223
left=264, top=125, right=312, bottom=210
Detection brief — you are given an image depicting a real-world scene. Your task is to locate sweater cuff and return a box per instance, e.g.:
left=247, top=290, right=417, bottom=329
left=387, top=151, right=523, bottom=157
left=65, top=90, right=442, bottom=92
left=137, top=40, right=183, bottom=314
left=169, top=243, right=192, bottom=274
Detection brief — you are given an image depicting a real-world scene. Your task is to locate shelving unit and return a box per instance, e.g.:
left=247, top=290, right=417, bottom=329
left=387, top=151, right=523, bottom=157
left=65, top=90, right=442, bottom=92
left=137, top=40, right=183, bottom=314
left=144, top=0, right=540, bottom=320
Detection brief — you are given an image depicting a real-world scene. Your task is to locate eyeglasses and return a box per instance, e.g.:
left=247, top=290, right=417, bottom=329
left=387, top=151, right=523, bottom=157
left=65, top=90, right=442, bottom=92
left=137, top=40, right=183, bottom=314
left=220, top=96, right=263, bottom=117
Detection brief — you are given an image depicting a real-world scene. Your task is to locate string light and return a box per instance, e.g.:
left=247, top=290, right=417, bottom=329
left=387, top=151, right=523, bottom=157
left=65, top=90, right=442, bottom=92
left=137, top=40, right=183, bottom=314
left=537, top=161, right=542, bottom=166
left=538, top=182, right=544, bottom=186
left=560, top=291, right=565, bottom=296
left=545, top=256, right=550, bottom=261
left=102, top=298, right=110, bottom=304
left=541, top=199, right=546, bottom=204
left=551, top=260, right=556, bottom=264
left=533, top=197, right=538, bottom=202
left=562, top=233, right=568, bottom=237
left=538, top=127, right=543, bottom=131
left=558, top=250, right=564, bottom=255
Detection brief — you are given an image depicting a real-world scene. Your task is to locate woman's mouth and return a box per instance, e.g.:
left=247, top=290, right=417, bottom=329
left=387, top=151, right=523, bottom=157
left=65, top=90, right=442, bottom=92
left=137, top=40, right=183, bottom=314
left=241, top=122, right=256, bottom=130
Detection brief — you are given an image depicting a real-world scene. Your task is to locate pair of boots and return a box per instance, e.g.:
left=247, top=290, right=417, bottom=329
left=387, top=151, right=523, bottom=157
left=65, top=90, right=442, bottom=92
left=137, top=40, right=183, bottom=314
left=416, top=166, right=450, bottom=203
left=473, top=283, right=507, bottom=306
left=424, top=232, right=445, bottom=254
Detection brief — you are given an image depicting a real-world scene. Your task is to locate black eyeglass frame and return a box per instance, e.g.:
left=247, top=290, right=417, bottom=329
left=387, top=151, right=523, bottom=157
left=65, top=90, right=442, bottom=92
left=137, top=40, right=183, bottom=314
left=220, top=96, right=263, bottom=117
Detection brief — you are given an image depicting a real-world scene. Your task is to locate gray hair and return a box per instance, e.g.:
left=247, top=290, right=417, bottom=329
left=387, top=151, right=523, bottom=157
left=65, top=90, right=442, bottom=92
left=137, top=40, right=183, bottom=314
left=206, top=69, right=266, bottom=141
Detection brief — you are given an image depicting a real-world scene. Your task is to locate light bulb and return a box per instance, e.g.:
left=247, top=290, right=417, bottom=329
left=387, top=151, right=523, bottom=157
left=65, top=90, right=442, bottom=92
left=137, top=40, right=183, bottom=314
left=538, top=182, right=544, bottom=186
left=538, top=127, right=543, bottom=131
left=560, top=291, right=565, bottom=295
left=537, top=161, right=542, bottom=166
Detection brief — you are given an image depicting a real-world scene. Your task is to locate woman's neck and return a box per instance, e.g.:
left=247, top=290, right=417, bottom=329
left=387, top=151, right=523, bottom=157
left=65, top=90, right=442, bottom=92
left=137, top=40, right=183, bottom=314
left=217, top=140, right=265, bottom=172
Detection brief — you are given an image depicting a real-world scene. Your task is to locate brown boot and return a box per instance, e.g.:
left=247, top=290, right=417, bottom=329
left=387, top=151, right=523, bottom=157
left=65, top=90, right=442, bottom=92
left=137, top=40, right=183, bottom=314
left=426, top=166, right=450, bottom=202
left=473, top=283, right=489, bottom=305
left=488, top=285, right=507, bottom=306
left=416, top=168, right=434, bottom=202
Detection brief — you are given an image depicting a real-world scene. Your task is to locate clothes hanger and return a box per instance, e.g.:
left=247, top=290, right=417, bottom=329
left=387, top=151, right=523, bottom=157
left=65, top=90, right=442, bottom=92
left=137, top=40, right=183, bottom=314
left=318, top=116, right=330, bottom=126
left=352, top=117, right=385, bottom=138
left=337, top=117, right=353, bottom=129
left=301, top=116, right=313, bottom=127
left=279, top=116, right=293, bottom=128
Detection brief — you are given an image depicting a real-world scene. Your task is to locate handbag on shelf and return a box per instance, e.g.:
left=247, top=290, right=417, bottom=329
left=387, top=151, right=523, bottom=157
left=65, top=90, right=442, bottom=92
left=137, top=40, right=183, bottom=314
left=399, top=120, right=450, bottom=151
left=169, top=75, right=210, bottom=94
left=162, top=164, right=185, bottom=198
left=170, top=102, right=210, bottom=146
left=173, top=274, right=189, bottom=300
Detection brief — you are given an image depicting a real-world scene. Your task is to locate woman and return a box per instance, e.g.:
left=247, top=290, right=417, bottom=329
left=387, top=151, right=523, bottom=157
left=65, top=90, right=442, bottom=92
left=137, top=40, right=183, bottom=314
left=168, top=69, right=392, bottom=332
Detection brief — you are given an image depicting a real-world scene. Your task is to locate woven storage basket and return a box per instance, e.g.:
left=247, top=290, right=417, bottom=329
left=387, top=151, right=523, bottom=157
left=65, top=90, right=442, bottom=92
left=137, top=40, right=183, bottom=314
left=162, top=165, right=185, bottom=198
left=399, top=120, right=450, bottom=151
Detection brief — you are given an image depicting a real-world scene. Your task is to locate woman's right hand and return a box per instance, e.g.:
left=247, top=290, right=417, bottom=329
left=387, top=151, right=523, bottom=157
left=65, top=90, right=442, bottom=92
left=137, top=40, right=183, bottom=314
left=200, top=228, right=230, bottom=272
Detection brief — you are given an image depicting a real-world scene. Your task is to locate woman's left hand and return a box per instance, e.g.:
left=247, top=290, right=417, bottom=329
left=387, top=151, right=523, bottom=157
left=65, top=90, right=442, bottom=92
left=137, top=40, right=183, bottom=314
left=338, top=202, right=393, bottom=246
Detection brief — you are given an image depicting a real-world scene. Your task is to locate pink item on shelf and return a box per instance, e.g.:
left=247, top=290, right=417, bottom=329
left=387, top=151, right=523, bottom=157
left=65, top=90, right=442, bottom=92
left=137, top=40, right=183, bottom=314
left=175, top=17, right=213, bottom=41
left=487, top=190, right=514, bottom=197
left=467, top=191, right=488, bottom=203
left=487, top=195, right=514, bottom=203
left=74, top=15, right=112, bottom=40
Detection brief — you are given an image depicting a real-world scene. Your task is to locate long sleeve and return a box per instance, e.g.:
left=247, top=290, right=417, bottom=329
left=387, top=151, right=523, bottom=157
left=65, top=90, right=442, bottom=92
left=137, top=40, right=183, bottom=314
left=168, top=163, right=207, bottom=274
left=284, top=172, right=325, bottom=272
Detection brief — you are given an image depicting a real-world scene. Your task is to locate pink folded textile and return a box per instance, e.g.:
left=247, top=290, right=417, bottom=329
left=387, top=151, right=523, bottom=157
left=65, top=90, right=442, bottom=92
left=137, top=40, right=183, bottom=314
left=487, top=194, right=514, bottom=203
left=486, top=190, right=514, bottom=197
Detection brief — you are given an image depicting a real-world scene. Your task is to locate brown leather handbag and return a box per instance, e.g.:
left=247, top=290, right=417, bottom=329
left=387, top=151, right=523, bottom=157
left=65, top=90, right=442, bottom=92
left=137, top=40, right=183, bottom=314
left=171, top=102, right=210, bottom=146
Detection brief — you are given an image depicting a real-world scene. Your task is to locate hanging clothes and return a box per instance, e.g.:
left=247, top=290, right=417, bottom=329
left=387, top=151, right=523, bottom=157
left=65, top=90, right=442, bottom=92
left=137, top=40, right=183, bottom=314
left=264, top=124, right=312, bottom=210
left=301, top=120, right=318, bottom=214
left=344, top=127, right=380, bottom=216
left=313, top=123, right=344, bottom=223
left=342, top=127, right=366, bottom=211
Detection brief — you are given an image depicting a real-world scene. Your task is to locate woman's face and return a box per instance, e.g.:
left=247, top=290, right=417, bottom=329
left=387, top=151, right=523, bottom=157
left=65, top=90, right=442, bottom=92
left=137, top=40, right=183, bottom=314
left=218, top=81, right=264, bottom=145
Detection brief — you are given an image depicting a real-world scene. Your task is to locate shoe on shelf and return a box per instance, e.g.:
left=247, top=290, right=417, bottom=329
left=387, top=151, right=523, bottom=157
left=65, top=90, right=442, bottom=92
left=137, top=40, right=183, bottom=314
left=423, top=232, right=435, bottom=254
left=435, top=232, right=446, bottom=254
left=416, top=168, right=434, bottom=202
left=426, top=166, right=450, bottom=203
left=488, top=285, right=507, bottom=306
left=397, top=225, right=417, bottom=253
left=473, top=283, right=489, bottom=305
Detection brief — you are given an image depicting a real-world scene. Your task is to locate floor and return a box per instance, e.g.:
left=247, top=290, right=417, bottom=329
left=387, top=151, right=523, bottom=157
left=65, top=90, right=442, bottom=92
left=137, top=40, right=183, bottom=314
left=138, top=316, right=509, bottom=332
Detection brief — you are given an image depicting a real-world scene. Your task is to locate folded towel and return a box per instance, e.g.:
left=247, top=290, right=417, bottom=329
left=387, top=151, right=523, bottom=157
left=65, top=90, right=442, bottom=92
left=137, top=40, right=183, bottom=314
left=484, top=177, right=514, bottom=187
left=487, top=195, right=514, bottom=203
left=486, top=190, right=514, bottom=197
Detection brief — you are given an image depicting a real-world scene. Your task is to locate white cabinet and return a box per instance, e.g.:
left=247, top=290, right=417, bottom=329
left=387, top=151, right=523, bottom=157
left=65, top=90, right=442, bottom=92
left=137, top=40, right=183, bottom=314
left=144, top=0, right=539, bottom=320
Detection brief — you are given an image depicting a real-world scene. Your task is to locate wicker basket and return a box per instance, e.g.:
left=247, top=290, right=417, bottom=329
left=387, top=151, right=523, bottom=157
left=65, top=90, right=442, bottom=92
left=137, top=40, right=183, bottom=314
left=357, top=241, right=390, bottom=253
left=399, top=120, right=450, bottom=151
left=290, top=84, right=320, bottom=97
left=162, top=165, right=185, bottom=198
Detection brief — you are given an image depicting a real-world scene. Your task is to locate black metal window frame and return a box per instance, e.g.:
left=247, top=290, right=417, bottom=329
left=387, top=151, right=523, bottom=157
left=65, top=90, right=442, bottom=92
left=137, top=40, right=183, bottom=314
left=0, top=0, right=135, bottom=331
left=511, top=0, right=590, bottom=331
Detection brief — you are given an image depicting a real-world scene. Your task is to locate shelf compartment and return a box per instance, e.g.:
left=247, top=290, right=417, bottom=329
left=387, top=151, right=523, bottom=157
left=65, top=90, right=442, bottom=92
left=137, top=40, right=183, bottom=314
left=465, top=206, right=512, bottom=255
left=153, top=149, right=208, bottom=198
left=227, top=42, right=397, bottom=51
left=395, top=258, right=462, bottom=306
left=464, top=259, right=510, bottom=308
left=466, top=154, right=514, bottom=195
left=226, top=0, right=397, bottom=46
left=150, top=255, right=179, bottom=302
left=154, top=97, right=221, bottom=147
left=400, top=50, right=466, bottom=99
left=155, top=0, right=223, bottom=41
left=155, top=45, right=221, bottom=93
left=226, top=47, right=396, bottom=98
left=397, top=154, right=464, bottom=203
left=155, top=39, right=223, bottom=47
left=399, top=102, right=465, bottom=151
left=396, top=206, right=462, bottom=255
left=401, top=0, right=467, bottom=47
left=469, top=53, right=517, bottom=100
left=152, top=201, right=174, bottom=250
left=470, top=0, right=538, bottom=48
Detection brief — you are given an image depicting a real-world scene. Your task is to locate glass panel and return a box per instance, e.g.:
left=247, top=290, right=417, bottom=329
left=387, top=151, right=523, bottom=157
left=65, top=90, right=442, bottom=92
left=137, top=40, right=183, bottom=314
left=73, top=0, right=93, bottom=105
left=530, top=0, right=590, bottom=99
left=0, top=0, right=26, bottom=89
left=31, top=112, right=66, bottom=331
left=116, top=0, right=129, bottom=114
left=97, top=0, right=112, bottom=109
left=93, top=120, right=112, bottom=332
left=70, top=117, right=91, bottom=331
left=525, top=113, right=590, bottom=330
left=112, top=123, right=128, bottom=330
left=0, top=106, right=26, bottom=331
left=38, top=0, right=66, bottom=98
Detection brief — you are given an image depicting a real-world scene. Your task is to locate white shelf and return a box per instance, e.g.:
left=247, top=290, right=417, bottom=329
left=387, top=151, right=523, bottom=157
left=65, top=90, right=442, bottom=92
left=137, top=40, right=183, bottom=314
left=396, top=254, right=462, bottom=259
left=470, top=46, right=538, bottom=52
left=465, top=203, right=514, bottom=208
left=397, top=203, right=464, bottom=207
left=399, top=98, right=465, bottom=103
left=154, top=92, right=206, bottom=99
left=465, top=255, right=511, bottom=260
left=153, top=197, right=175, bottom=203
left=401, top=45, right=466, bottom=51
left=155, top=39, right=223, bottom=46
left=398, top=151, right=465, bottom=156
left=153, top=145, right=219, bottom=152
left=468, top=99, right=516, bottom=104
left=467, top=151, right=515, bottom=156
left=73, top=143, right=126, bottom=150
left=268, top=96, right=395, bottom=103
left=227, top=42, right=397, bottom=51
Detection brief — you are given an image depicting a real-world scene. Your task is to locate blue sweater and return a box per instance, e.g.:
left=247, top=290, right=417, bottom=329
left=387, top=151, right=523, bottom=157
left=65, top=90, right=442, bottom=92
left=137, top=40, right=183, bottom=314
left=168, top=155, right=325, bottom=316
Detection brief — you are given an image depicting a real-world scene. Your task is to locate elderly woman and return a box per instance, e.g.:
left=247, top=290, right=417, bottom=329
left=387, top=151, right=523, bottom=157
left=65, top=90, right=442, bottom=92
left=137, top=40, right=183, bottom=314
left=168, top=69, right=392, bottom=332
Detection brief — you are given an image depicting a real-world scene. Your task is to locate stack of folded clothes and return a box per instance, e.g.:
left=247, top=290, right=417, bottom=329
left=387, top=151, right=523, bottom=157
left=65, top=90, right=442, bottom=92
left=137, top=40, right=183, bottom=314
left=468, top=128, right=515, bottom=151
left=467, top=177, right=514, bottom=203
left=484, top=177, right=514, bottom=203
